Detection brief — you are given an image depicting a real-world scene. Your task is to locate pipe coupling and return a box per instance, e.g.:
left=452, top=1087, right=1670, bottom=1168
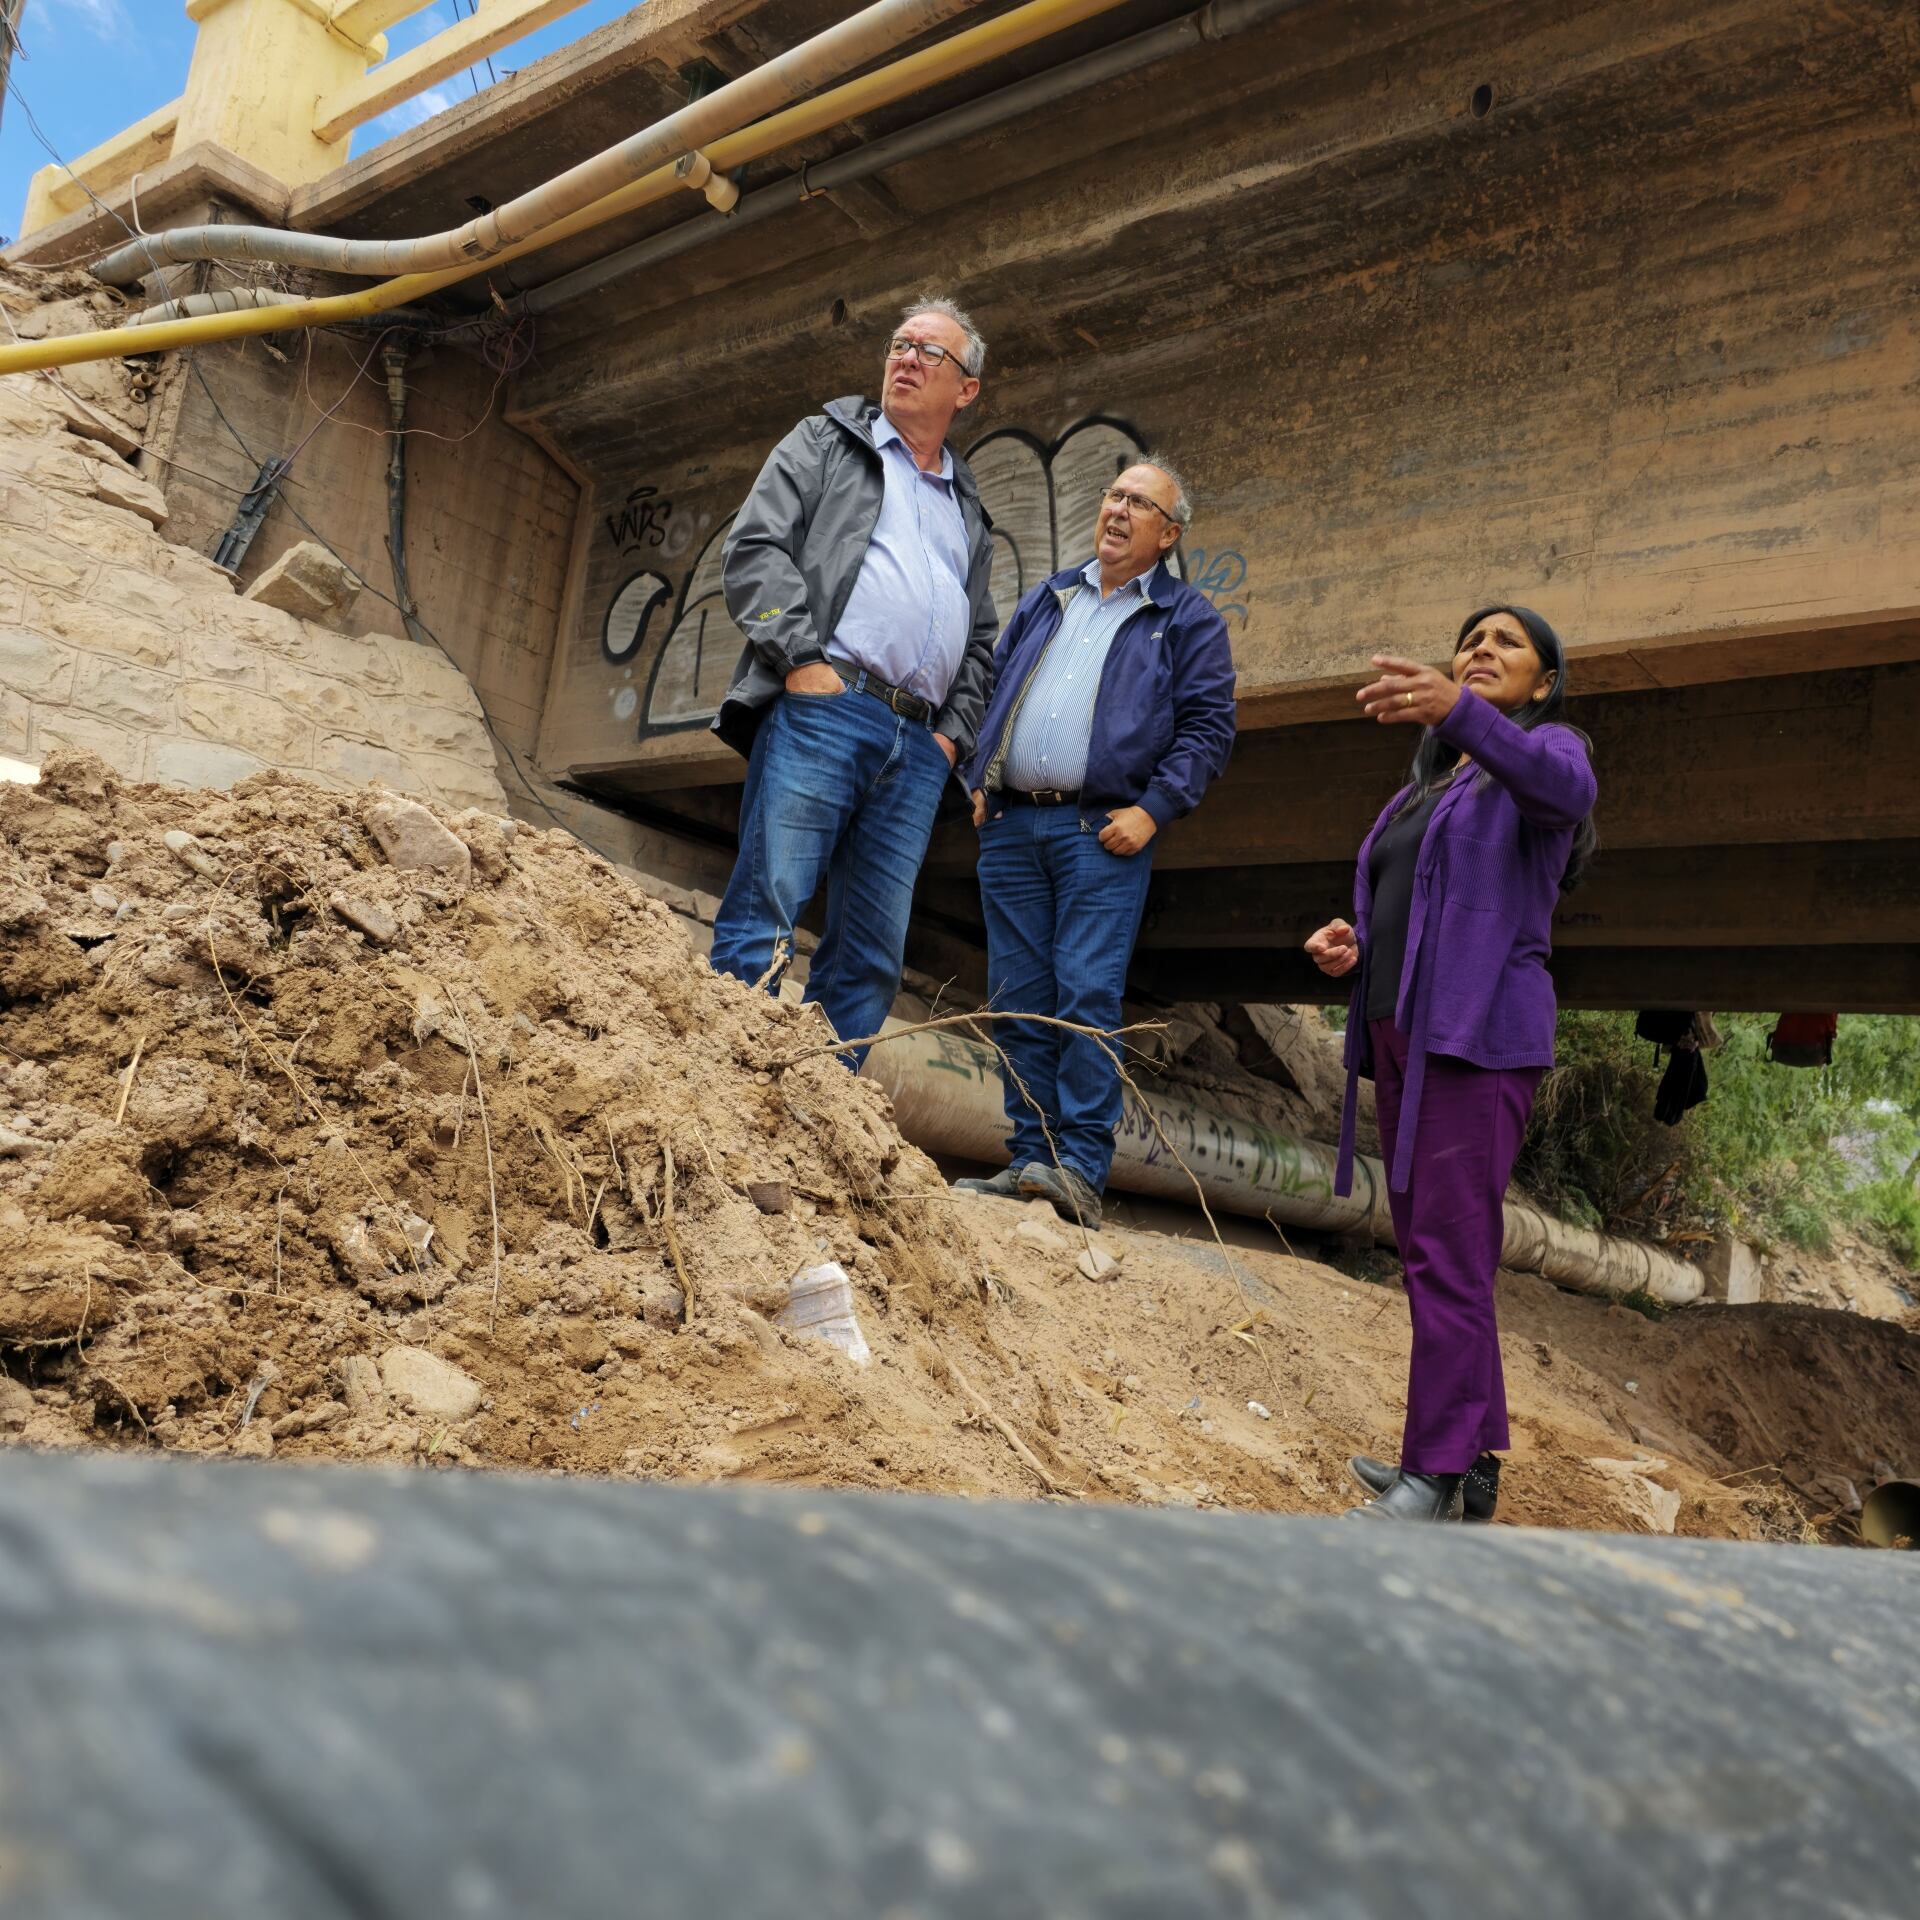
left=674, top=150, right=741, bottom=214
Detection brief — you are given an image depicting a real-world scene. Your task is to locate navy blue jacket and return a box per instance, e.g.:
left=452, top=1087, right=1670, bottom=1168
left=961, top=559, right=1237, bottom=827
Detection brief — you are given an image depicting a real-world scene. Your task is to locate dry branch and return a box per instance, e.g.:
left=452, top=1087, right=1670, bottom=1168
left=660, top=1143, right=694, bottom=1327
left=942, top=1349, right=1069, bottom=1496
left=440, top=982, right=503, bottom=1325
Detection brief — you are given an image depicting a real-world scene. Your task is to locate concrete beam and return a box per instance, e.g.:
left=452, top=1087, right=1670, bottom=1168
left=1129, top=842, right=1920, bottom=954
left=1129, top=943, right=1920, bottom=1015
left=289, top=0, right=770, bottom=233
left=315, top=0, right=594, bottom=144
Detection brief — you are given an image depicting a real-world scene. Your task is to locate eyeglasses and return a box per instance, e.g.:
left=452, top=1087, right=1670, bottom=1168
left=1101, top=486, right=1176, bottom=524
left=886, top=334, right=976, bottom=376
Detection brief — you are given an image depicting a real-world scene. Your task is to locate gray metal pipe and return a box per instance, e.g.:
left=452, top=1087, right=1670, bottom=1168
left=5, top=1452, right=1918, bottom=1919
left=520, top=0, right=1314, bottom=314
left=89, top=0, right=982, bottom=287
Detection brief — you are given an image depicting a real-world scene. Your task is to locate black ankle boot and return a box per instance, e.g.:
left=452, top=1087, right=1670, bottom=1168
left=1350, top=1453, right=1500, bottom=1522
left=1344, top=1468, right=1465, bottom=1522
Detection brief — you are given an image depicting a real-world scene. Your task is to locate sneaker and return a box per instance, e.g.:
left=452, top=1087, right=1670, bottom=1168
left=952, top=1164, right=1034, bottom=1199
left=1017, top=1161, right=1102, bottom=1228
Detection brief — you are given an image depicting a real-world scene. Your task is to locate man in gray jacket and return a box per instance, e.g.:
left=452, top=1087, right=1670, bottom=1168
left=710, top=297, right=999, bottom=1066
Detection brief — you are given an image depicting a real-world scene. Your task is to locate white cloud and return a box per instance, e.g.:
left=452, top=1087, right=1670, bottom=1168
left=36, top=0, right=132, bottom=38
left=368, top=85, right=458, bottom=142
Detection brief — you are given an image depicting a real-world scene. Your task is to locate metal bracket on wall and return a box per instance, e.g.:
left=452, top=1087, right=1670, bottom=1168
left=212, top=456, right=291, bottom=575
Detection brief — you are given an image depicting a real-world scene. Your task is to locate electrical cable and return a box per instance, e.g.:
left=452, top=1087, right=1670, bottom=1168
left=182, top=351, right=629, bottom=865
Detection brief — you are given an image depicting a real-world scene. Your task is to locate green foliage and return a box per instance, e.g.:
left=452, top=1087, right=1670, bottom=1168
left=1515, top=1012, right=1920, bottom=1264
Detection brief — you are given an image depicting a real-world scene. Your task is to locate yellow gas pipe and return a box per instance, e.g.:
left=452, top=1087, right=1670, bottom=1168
left=0, top=0, right=1132, bottom=377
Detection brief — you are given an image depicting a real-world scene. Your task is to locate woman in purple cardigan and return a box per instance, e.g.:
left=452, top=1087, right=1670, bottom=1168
left=1305, top=606, right=1597, bottom=1524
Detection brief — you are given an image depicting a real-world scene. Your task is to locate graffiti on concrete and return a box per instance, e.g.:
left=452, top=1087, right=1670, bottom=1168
left=602, top=569, right=673, bottom=667
left=895, top=1027, right=1339, bottom=1202
left=1181, top=546, right=1252, bottom=627
left=963, top=416, right=1165, bottom=626
left=1112, top=1092, right=1332, bottom=1198
left=635, top=520, right=747, bottom=729
left=595, top=502, right=747, bottom=731
left=609, top=413, right=1249, bottom=740
left=605, top=485, right=674, bottom=555
left=924, top=1028, right=998, bottom=1083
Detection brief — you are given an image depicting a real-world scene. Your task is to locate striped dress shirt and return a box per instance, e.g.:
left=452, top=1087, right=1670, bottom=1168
left=1001, top=557, right=1155, bottom=793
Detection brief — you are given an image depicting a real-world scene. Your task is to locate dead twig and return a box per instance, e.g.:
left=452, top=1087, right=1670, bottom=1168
left=942, top=1349, right=1070, bottom=1497
left=691, top=1118, right=726, bottom=1191
left=83, top=1364, right=151, bottom=1442
left=440, top=983, right=504, bottom=1326
left=752, top=938, right=791, bottom=993
left=113, top=1034, right=145, bottom=1126
left=660, top=1143, right=694, bottom=1327
left=1263, top=1208, right=1298, bottom=1261
left=11, top=1269, right=94, bottom=1351
left=769, top=1007, right=1165, bottom=1071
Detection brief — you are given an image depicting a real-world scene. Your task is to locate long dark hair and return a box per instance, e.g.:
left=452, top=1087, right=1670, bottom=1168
left=1393, top=602, right=1597, bottom=892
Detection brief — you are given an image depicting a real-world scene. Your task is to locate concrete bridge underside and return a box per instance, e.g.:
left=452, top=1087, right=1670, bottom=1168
left=131, top=0, right=1917, bottom=1012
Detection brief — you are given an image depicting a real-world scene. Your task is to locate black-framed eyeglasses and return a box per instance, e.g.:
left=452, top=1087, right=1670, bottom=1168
left=887, top=334, right=976, bottom=377
left=1102, top=486, right=1175, bottom=523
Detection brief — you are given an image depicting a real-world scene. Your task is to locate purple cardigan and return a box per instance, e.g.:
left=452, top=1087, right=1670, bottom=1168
left=1335, top=694, right=1598, bottom=1196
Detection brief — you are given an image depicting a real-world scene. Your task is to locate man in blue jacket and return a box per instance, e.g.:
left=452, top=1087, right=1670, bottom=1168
left=957, top=461, right=1237, bottom=1225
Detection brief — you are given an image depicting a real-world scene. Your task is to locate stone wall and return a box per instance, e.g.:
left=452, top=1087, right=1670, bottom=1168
left=0, top=318, right=507, bottom=814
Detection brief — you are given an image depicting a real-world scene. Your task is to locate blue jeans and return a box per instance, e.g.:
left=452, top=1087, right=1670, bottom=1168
left=976, top=802, right=1155, bottom=1191
left=711, top=682, right=950, bottom=1068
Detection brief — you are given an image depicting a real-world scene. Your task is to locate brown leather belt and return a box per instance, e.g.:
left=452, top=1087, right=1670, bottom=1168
left=832, top=661, right=933, bottom=725
left=1001, top=788, right=1080, bottom=808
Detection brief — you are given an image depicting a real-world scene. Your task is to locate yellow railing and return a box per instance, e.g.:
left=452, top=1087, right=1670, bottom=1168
left=19, top=0, right=596, bottom=239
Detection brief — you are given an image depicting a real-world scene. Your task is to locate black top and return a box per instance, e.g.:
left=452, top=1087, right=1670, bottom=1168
left=1365, top=784, right=1447, bottom=1024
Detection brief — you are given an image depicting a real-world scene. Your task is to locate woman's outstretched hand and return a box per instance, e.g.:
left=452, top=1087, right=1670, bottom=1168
left=1359, top=654, right=1460, bottom=726
left=1305, top=918, right=1360, bottom=978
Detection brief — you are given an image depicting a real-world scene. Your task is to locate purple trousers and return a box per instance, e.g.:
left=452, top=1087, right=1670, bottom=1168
left=1370, top=1021, right=1542, bottom=1475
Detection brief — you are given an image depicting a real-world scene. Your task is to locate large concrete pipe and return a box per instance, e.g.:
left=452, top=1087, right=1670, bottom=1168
left=3, top=1453, right=1916, bottom=1919
left=1862, top=1478, right=1920, bottom=1549
left=863, top=1022, right=1706, bottom=1305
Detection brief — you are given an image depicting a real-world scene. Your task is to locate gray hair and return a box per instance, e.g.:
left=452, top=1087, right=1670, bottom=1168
left=900, top=295, right=986, bottom=378
left=1136, top=453, right=1193, bottom=529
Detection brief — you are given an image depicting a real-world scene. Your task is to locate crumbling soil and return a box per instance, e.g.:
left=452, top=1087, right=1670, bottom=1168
left=3, top=751, right=1916, bottom=1543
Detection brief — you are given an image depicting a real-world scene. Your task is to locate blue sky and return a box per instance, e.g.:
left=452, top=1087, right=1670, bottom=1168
left=3, top=0, right=640, bottom=245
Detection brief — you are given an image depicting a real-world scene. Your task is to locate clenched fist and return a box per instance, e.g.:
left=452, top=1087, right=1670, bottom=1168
left=1098, top=806, right=1158, bottom=856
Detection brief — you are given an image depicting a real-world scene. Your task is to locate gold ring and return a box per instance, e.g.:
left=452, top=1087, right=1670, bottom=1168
left=1404, top=691, right=1414, bottom=708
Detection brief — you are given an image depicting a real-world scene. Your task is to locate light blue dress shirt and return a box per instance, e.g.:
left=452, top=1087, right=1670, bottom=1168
left=829, top=410, right=972, bottom=706
left=1001, top=557, right=1154, bottom=793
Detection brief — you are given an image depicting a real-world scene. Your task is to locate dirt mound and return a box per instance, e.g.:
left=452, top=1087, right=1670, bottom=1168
left=2, top=749, right=1914, bottom=1543
left=0, top=749, right=1015, bottom=1483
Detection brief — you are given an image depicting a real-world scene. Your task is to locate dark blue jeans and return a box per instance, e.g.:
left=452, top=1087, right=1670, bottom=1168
left=711, top=683, right=950, bottom=1068
left=976, top=802, right=1155, bottom=1191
